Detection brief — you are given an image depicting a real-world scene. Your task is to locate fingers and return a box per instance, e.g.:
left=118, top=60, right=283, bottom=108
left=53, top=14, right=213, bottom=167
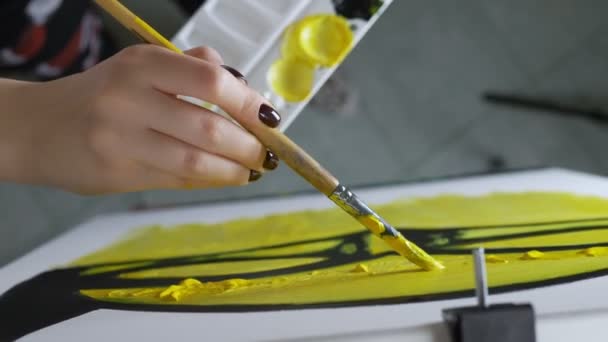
left=184, top=46, right=224, bottom=65
left=107, top=165, right=217, bottom=192
left=135, top=46, right=277, bottom=131
left=110, top=45, right=283, bottom=191
left=128, top=129, right=253, bottom=187
left=123, top=167, right=219, bottom=191
left=145, top=92, right=267, bottom=171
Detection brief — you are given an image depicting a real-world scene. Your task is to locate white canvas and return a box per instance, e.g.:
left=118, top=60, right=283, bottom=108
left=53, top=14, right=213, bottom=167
left=2, top=168, right=608, bottom=341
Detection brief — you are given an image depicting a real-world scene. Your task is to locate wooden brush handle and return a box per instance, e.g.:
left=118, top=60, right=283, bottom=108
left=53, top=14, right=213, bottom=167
left=94, top=0, right=180, bottom=52
left=254, top=127, right=339, bottom=195
left=95, top=0, right=134, bottom=26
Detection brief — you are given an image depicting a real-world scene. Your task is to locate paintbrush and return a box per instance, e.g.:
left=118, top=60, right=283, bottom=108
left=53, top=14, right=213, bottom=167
left=93, top=0, right=444, bottom=271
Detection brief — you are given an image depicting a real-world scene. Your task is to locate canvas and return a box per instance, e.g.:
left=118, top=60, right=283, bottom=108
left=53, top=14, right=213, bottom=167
left=1, top=168, right=608, bottom=341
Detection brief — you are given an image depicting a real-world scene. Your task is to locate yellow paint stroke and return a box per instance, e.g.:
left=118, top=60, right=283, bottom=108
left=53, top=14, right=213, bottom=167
left=459, top=228, right=608, bottom=250
left=351, top=264, right=370, bottom=273
left=120, top=257, right=324, bottom=279
left=520, top=250, right=545, bottom=260
left=74, top=192, right=608, bottom=307
left=108, top=278, right=256, bottom=303
left=229, top=239, right=342, bottom=258
left=579, top=247, right=608, bottom=257
left=486, top=255, right=509, bottom=264
left=80, top=261, right=152, bottom=276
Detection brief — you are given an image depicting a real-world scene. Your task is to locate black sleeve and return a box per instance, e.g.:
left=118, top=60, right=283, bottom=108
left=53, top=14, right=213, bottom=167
left=0, top=0, right=28, bottom=47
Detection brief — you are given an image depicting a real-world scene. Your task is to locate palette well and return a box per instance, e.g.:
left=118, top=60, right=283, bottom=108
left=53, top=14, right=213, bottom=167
left=172, top=0, right=394, bottom=130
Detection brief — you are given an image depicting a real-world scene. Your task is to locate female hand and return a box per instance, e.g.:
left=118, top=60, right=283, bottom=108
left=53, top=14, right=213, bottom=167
left=0, top=45, right=281, bottom=194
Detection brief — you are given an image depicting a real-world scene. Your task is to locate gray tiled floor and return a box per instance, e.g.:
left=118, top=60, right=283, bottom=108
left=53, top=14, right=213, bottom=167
left=2, top=1, right=608, bottom=266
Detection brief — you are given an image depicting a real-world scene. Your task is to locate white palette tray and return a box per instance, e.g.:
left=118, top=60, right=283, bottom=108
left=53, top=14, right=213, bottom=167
left=172, top=0, right=393, bottom=131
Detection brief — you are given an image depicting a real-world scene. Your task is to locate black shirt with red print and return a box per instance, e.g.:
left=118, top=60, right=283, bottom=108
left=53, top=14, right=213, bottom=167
left=0, top=0, right=105, bottom=79
left=0, top=0, right=206, bottom=80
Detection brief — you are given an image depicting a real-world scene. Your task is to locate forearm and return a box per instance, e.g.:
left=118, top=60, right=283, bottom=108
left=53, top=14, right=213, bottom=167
left=0, top=78, right=38, bottom=183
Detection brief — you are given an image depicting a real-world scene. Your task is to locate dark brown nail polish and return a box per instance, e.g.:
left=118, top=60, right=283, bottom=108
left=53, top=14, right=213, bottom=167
left=221, top=65, right=247, bottom=85
left=259, top=104, right=281, bottom=128
left=249, top=170, right=262, bottom=182
left=263, top=150, right=279, bottom=170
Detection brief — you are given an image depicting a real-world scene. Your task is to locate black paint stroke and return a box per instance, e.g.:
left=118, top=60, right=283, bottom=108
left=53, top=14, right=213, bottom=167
left=2, top=218, right=608, bottom=340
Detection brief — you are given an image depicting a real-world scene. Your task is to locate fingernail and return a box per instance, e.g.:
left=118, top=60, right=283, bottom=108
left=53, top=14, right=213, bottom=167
left=259, top=104, right=281, bottom=128
left=221, top=65, right=247, bottom=85
left=249, top=170, right=262, bottom=182
left=263, top=150, right=279, bottom=170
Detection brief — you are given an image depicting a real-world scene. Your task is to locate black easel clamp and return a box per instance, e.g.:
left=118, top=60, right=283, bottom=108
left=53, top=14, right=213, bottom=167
left=442, top=248, right=536, bottom=342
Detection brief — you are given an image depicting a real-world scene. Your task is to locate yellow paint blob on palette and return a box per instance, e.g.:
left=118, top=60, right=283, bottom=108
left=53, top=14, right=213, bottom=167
left=269, top=14, right=354, bottom=102
left=74, top=192, right=608, bottom=308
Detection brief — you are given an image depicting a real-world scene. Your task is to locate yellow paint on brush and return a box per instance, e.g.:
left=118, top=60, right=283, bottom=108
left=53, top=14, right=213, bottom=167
left=579, top=247, right=608, bottom=257
left=75, top=192, right=608, bottom=308
left=360, top=214, right=443, bottom=271
left=358, top=215, right=386, bottom=235
left=520, top=250, right=546, bottom=260
left=382, top=235, right=444, bottom=271
left=486, top=255, right=509, bottom=264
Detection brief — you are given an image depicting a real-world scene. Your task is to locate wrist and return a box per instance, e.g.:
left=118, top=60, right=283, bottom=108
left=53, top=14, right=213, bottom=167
left=0, top=79, right=42, bottom=184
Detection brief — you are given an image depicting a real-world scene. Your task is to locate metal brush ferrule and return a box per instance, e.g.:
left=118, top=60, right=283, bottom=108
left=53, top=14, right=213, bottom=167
left=328, top=184, right=400, bottom=238
left=329, top=184, right=370, bottom=216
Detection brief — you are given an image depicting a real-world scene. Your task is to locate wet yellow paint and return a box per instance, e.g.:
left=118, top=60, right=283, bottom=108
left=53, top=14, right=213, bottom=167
left=359, top=214, right=443, bottom=270
left=269, top=14, right=354, bottom=102
left=74, top=192, right=608, bottom=306
left=80, top=261, right=152, bottom=276
left=357, top=215, right=444, bottom=271
left=267, top=57, right=315, bottom=102
left=359, top=215, right=386, bottom=235
left=382, top=234, right=444, bottom=271
left=486, top=255, right=509, bottom=264
left=119, top=257, right=324, bottom=279
left=520, top=250, right=545, bottom=260
left=579, top=247, right=608, bottom=257
left=108, top=278, right=258, bottom=302
left=298, top=15, right=353, bottom=67
left=281, top=15, right=323, bottom=65
left=351, top=264, right=370, bottom=273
